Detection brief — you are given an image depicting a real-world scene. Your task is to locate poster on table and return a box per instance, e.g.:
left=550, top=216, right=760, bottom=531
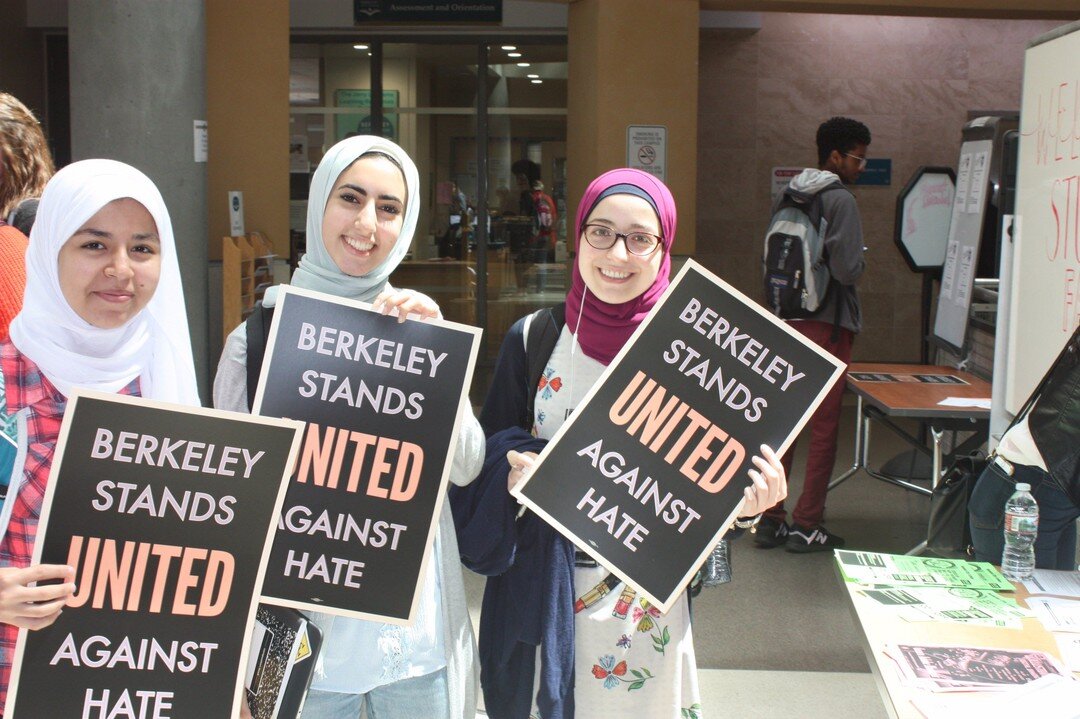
left=253, top=285, right=481, bottom=623
left=512, top=260, right=846, bottom=612
left=5, top=391, right=303, bottom=719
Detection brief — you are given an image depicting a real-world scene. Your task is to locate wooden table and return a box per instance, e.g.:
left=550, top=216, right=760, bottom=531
left=828, top=363, right=991, bottom=554
left=830, top=363, right=990, bottom=496
left=839, top=568, right=1074, bottom=719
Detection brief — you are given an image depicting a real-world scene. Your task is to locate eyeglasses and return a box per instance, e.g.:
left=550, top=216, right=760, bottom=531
left=844, top=152, right=868, bottom=169
left=582, top=224, right=662, bottom=256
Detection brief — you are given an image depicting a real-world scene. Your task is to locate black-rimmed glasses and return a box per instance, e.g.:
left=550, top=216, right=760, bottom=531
left=582, top=224, right=662, bottom=256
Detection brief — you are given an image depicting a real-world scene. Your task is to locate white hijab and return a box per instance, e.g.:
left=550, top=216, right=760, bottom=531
left=273, top=135, right=419, bottom=305
left=8, top=159, right=200, bottom=405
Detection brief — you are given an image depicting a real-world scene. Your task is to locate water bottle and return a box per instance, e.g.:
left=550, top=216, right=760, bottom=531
left=1001, top=483, right=1038, bottom=581
left=701, top=539, right=732, bottom=587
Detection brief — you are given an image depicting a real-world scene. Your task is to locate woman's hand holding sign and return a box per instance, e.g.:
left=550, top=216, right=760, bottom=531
left=374, top=288, right=441, bottom=323
left=736, top=445, right=786, bottom=520
left=506, top=450, right=538, bottom=493
left=0, top=564, right=76, bottom=630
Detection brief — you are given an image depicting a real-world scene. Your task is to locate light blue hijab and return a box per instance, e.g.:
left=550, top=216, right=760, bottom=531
left=266, top=135, right=419, bottom=306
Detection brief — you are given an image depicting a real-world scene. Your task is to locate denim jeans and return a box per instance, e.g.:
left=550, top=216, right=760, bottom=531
left=969, top=459, right=1080, bottom=570
left=301, top=668, right=449, bottom=719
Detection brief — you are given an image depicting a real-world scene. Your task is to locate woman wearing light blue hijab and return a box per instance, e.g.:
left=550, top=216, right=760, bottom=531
left=214, top=136, right=481, bottom=719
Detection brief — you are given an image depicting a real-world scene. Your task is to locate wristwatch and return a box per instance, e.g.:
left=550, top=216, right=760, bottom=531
left=733, top=514, right=763, bottom=531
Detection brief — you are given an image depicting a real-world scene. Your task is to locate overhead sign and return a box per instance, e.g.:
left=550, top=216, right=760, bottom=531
left=6, top=392, right=303, bottom=719
left=627, top=125, right=667, bottom=182
left=354, top=0, right=502, bottom=22
left=513, top=260, right=846, bottom=612
left=254, top=285, right=481, bottom=623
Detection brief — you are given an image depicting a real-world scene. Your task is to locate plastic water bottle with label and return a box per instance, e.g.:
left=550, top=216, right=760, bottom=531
left=1001, top=482, right=1038, bottom=581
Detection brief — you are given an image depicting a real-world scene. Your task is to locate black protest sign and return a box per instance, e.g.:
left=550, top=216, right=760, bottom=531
left=253, top=286, right=480, bottom=623
left=514, top=260, right=845, bottom=611
left=6, top=391, right=302, bottom=719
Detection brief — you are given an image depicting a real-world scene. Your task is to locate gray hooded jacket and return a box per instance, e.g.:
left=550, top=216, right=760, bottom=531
left=774, top=168, right=866, bottom=334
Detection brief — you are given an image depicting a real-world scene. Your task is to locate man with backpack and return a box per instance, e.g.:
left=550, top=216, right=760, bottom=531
left=757, top=116, right=871, bottom=552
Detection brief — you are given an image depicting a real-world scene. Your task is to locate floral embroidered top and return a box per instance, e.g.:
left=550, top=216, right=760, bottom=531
left=0, top=340, right=140, bottom=713
left=531, top=328, right=702, bottom=719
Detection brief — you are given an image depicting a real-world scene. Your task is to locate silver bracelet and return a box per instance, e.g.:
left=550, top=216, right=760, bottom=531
left=733, top=514, right=763, bottom=531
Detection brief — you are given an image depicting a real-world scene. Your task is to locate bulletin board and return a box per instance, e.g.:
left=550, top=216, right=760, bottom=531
left=1004, top=21, right=1080, bottom=414
left=933, top=138, right=993, bottom=354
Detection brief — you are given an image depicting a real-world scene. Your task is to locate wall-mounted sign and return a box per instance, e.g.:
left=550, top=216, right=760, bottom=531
left=335, top=89, right=399, bottom=143
left=894, top=166, right=956, bottom=273
left=354, top=0, right=502, bottom=23
left=627, top=125, right=667, bottom=183
left=771, top=167, right=803, bottom=202
left=854, top=158, right=892, bottom=186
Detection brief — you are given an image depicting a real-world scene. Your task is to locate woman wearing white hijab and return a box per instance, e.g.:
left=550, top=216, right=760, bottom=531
left=0, top=159, right=199, bottom=711
left=214, top=136, right=481, bottom=719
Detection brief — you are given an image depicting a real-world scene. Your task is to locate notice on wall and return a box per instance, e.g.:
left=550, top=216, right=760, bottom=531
left=6, top=392, right=303, bottom=719
left=253, top=286, right=481, bottom=623
left=627, top=125, right=668, bottom=182
left=193, top=120, right=208, bottom=163
left=771, top=167, right=803, bottom=202
left=513, top=260, right=845, bottom=611
left=966, top=150, right=990, bottom=215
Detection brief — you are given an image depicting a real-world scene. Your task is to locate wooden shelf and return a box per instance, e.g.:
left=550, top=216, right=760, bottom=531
left=222, top=233, right=275, bottom=342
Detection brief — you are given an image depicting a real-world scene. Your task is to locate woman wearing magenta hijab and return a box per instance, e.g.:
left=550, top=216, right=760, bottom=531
left=451, top=169, right=787, bottom=718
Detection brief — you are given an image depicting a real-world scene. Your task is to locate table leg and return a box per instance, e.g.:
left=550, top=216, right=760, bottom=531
left=828, top=396, right=865, bottom=491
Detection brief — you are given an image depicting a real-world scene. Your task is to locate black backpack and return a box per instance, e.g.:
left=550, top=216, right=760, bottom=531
left=522, top=304, right=565, bottom=430
left=245, top=302, right=275, bottom=411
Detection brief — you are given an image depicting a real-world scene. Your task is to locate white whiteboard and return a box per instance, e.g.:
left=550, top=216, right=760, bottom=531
left=1005, top=21, right=1080, bottom=413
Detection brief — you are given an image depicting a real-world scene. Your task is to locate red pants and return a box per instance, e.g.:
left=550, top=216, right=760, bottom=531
left=764, top=320, right=854, bottom=529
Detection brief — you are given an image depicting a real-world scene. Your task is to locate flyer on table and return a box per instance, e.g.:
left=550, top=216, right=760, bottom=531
left=513, top=260, right=846, bottom=611
left=254, top=285, right=481, bottom=623
left=5, top=391, right=303, bottom=719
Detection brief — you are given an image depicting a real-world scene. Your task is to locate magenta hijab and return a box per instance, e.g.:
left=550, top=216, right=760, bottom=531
left=565, top=168, right=676, bottom=364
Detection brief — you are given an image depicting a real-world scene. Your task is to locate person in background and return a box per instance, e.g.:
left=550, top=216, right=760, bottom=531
left=756, top=116, right=871, bottom=553
left=452, top=168, right=786, bottom=719
left=7, top=198, right=39, bottom=237
left=529, top=179, right=557, bottom=262
left=0, top=93, right=55, bottom=340
left=439, top=181, right=469, bottom=259
left=214, top=135, right=482, bottom=719
left=0, top=159, right=200, bottom=714
left=970, top=325, right=1080, bottom=570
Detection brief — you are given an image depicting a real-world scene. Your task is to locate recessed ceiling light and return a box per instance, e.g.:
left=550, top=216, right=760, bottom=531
left=501, top=45, right=517, bottom=51
left=353, top=44, right=369, bottom=50
left=531, top=79, right=543, bottom=84
left=517, top=62, right=530, bottom=67
left=507, top=52, right=522, bottom=58
left=527, top=74, right=539, bottom=79
left=368, top=52, right=373, bottom=57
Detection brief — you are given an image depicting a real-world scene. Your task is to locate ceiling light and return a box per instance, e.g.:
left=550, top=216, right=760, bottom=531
left=501, top=45, right=517, bottom=51
left=517, top=62, right=530, bottom=67
left=527, top=74, right=539, bottom=78
left=531, top=79, right=543, bottom=84
left=507, top=52, right=522, bottom=58
left=353, top=44, right=369, bottom=50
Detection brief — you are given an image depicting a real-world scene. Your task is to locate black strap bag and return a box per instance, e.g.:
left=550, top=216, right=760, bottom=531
left=926, top=452, right=986, bottom=557
left=925, top=335, right=1072, bottom=558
